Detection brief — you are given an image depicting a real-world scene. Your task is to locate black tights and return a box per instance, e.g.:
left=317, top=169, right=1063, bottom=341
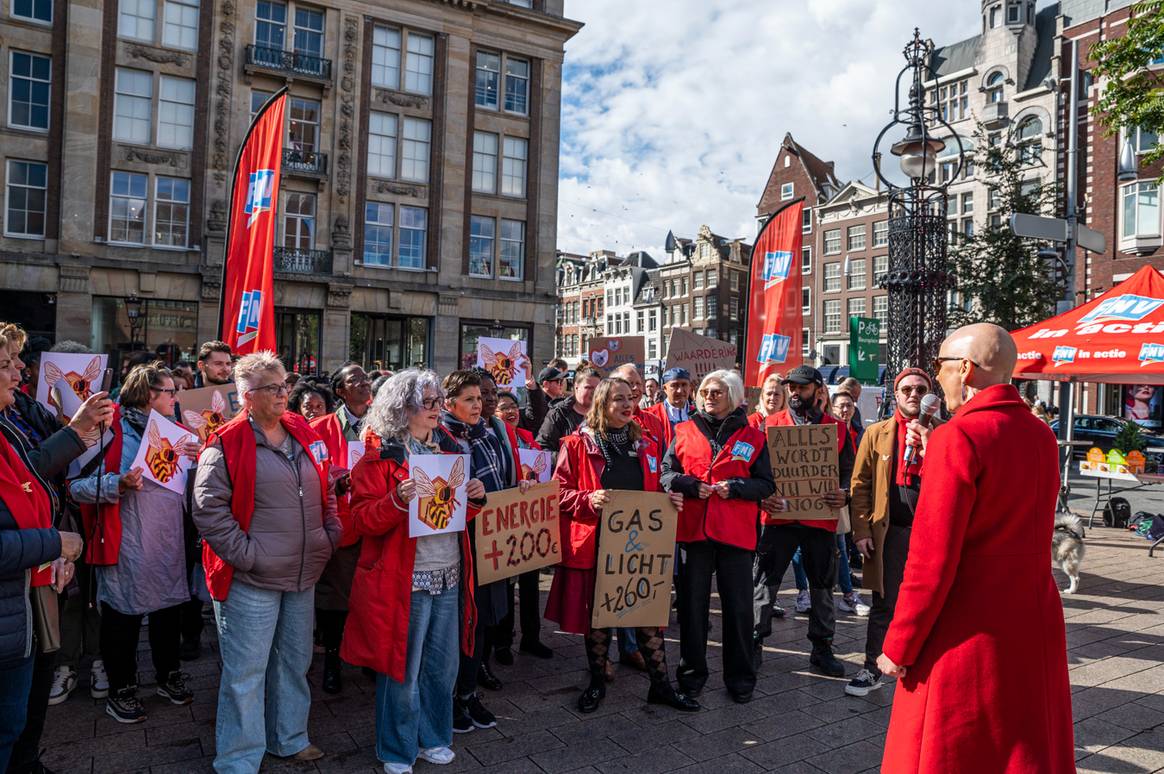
left=584, top=627, right=672, bottom=688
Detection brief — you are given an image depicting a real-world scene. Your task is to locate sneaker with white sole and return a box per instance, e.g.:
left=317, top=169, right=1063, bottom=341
left=382, top=762, right=412, bottom=774
left=106, top=688, right=147, bottom=724
left=845, top=668, right=884, bottom=697
left=90, top=659, right=109, bottom=699
left=418, top=747, right=455, bottom=765
left=838, top=592, right=871, bottom=617
left=794, top=589, right=811, bottom=613
left=48, top=667, right=77, bottom=706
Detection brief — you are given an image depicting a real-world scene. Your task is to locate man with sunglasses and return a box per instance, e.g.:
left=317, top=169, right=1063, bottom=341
left=844, top=367, right=936, bottom=698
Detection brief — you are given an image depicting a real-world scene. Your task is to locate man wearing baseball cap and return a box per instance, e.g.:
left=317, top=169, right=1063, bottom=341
left=537, top=366, right=567, bottom=406
left=753, top=365, right=854, bottom=678
left=642, top=367, right=694, bottom=450
left=844, top=367, right=936, bottom=698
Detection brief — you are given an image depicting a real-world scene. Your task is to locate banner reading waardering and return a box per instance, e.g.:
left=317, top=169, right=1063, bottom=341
left=743, top=198, right=805, bottom=388
left=218, top=89, right=287, bottom=355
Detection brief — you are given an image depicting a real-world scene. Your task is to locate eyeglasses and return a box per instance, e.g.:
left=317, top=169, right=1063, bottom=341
left=344, top=377, right=371, bottom=387
left=699, top=388, right=725, bottom=398
left=898, top=385, right=929, bottom=396
left=150, top=386, right=178, bottom=397
left=421, top=396, right=443, bottom=411
left=249, top=383, right=290, bottom=397
left=932, top=356, right=978, bottom=372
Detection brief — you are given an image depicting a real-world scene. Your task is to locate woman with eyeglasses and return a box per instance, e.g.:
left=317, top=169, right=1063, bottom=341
left=69, top=362, right=200, bottom=724
left=661, top=370, right=774, bottom=704
left=495, top=391, right=538, bottom=450
left=193, top=352, right=340, bottom=772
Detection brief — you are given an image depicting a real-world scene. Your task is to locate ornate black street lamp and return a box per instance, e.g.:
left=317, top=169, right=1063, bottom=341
left=872, top=29, right=965, bottom=378
left=124, top=294, right=145, bottom=347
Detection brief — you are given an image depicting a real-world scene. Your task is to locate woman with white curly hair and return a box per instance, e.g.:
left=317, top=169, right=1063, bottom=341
left=341, top=369, right=486, bottom=774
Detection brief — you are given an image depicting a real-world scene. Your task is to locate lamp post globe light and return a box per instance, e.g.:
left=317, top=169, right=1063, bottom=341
left=872, top=29, right=965, bottom=380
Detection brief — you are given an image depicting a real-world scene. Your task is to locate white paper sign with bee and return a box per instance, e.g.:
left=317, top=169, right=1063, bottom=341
left=475, top=337, right=528, bottom=390
left=407, top=453, right=471, bottom=537
left=129, top=410, right=196, bottom=495
left=35, top=352, right=109, bottom=422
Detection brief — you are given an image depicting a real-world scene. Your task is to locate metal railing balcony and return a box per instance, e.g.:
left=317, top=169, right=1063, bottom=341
left=245, top=44, right=332, bottom=80
left=282, top=147, right=328, bottom=176
left=274, top=247, right=333, bottom=275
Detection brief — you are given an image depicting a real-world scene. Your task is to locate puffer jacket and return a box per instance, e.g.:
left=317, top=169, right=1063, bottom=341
left=193, top=423, right=341, bottom=592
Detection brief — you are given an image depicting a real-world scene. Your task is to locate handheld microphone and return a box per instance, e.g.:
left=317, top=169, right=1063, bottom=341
left=903, top=393, right=941, bottom=466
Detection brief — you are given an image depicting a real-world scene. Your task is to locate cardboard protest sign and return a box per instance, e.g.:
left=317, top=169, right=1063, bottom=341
left=408, top=454, right=470, bottom=538
left=586, top=336, right=645, bottom=377
left=476, top=337, right=528, bottom=390
left=474, top=481, right=561, bottom=585
left=664, top=328, right=736, bottom=386
left=766, top=424, right=839, bottom=520
left=129, top=410, right=195, bottom=495
left=517, top=448, right=552, bottom=483
left=36, top=352, right=108, bottom=422
left=179, top=385, right=240, bottom=442
left=592, top=490, right=679, bottom=627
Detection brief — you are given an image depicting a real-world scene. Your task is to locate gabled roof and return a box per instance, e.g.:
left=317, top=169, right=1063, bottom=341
left=756, top=133, right=840, bottom=211
left=817, top=180, right=886, bottom=211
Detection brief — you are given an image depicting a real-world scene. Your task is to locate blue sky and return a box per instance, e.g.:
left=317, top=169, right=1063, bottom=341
left=556, top=0, right=994, bottom=258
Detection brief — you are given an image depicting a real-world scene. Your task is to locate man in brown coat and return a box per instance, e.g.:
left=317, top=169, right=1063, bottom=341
left=845, top=367, right=935, bottom=697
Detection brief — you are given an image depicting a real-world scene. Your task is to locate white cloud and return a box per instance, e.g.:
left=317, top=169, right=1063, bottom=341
left=557, top=0, right=986, bottom=258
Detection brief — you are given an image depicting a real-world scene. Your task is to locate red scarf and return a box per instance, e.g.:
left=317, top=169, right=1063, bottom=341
left=894, top=411, right=922, bottom=486
left=78, top=407, right=124, bottom=566
left=202, top=410, right=329, bottom=601
left=0, top=433, right=53, bottom=587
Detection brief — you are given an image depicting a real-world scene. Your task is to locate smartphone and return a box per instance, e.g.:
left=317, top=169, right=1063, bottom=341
left=99, top=368, right=113, bottom=394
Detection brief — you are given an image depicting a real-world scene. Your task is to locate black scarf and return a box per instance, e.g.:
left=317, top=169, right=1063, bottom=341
left=441, top=412, right=508, bottom=493
left=595, top=426, right=633, bottom=469
left=692, top=407, right=748, bottom=457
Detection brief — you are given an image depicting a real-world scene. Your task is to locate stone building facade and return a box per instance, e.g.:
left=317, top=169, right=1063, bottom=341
left=0, top=0, right=580, bottom=374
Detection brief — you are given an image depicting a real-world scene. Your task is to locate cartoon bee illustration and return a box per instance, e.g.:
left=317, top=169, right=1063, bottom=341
left=43, top=356, right=102, bottom=420
left=480, top=341, right=523, bottom=387
left=413, top=457, right=466, bottom=531
left=182, top=390, right=229, bottom=442
left=145, top=423, right=186, bottom=485
left=520, top=452, right=548, bottom=482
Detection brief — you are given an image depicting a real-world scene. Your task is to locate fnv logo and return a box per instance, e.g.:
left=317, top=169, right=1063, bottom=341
left=244, top=169, right=276, bottom=227
left=757, top=333, right=790, bottom=364
left=762, top=250, right=793, bottom=290
left=1139, top=342, right=1164, bottom=366
left=1078, top=294, right=1164, bottom=325
left=235, top=290, right=263, bottom=345
left=1052, top=345, right=1077, bottom=366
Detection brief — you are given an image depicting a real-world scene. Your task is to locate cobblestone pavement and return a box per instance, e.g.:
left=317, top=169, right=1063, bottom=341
left=41, top=522, right=1164, bottom=773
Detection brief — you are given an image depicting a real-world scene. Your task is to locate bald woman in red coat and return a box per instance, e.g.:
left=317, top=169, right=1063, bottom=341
left=877, top=324, right=1074, bottom=773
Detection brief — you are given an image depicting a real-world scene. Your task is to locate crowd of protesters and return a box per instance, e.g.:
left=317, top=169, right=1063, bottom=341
left=0, top=322, right=955, bottom=774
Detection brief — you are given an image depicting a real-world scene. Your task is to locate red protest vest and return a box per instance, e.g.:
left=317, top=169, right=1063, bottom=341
left=310, top=412, right=361, bottom=548
left=78, top=407, right=124, bottom=566
left=202, top=411, right=329, bottom=601
left=0, top=433, right=53, bottom=587
left=763, top=409, right=845, bottom=530
left=632, top=406, right=667, bottom=448
left=671, top=420, right=765, bottom=550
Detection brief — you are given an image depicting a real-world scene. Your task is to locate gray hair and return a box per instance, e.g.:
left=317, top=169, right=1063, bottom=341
left=234, top=351, right=285, bottom=406
left=610, top=363, right=640, bottom=380
left=368, top=368, right=443, bottom=442
left=696, top=369, right=745, bottom=411
left=49, top=340, right=89, bottom=353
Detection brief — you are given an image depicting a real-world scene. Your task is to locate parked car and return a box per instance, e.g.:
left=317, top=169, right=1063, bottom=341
left=1051, top=415, right=1164, bottom=460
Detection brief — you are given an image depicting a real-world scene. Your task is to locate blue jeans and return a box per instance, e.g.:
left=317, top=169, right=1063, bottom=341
left=835, top=535, right=854, bottom=595
left=0, top=655, right=33, bottom=771
left=616, top=627, right=638, bottom=658
left=792, top=548, right=808, bottom=591
left=375, top=588, right=460, bottom=766
left=211, top=582, right=314, bottom=774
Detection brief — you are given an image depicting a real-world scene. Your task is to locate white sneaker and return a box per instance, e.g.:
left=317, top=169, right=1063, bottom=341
left=48, top=667, right=77, bottom=705
left=382, top=763, right=412, bottom=774
left=845, top=668, right=884, bottom=697
left=838, top=592, right=871, bottom=617
left=418, top=747, right=455, bottom=765
left=90, top=659, right=110, bottom=699
left=794, top=589, right=811, bottom=613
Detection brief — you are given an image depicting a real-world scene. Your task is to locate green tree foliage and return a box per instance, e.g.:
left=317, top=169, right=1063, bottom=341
left=1091, top=2, right=1164, bottom=170
left=948, top=123, right=1062, bottom=331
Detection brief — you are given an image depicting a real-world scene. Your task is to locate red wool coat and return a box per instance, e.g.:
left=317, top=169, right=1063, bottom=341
left=881, top=384, right=1073, bottom=774
left=341, top=434, right=478, bottom=682
left=552, top=429, right=663, bottom=570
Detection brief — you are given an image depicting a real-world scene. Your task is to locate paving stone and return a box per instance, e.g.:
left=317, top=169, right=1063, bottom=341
left=805, top=739, right=884, bottom=774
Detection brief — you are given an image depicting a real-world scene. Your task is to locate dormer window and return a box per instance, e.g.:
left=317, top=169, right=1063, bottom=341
left=986, top=72, right=1004, bottom=104
left=1006, top=2, right=1020, bottom=24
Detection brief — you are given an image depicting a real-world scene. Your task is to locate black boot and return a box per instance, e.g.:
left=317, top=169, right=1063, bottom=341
left=322, top=648, right=342, bottom=694
left=809, top=643, right=845, bottom=678
left=647, top=682, right=700, bottom=712
left=578, top=676, right=605, bottom=713
left=477, top=660, right=503, bottom=691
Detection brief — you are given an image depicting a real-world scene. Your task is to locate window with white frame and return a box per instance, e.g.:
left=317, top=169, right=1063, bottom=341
left=255, top=0, right=285, bottom=49
left=282, top=192, right=315, bottom=249
left=986, top=71, right=1004, bottom=104
left=499, top=219, right=524, bottom=280
left=109, top=171, right=148, bottom=244
left=157, top=76, right=195, bottom=149
left=113, top=68, right=152, bottom=144
left=400, top=117, right=431, bottom=182
left=706, top=296, right=717, bottom=318
left=693, top=297, right=704, bottom=320
left=824, top=262, right=841, bottom=292
left=873, top=295, right=888, bottom=324
left=730, top=271, right=740, bottom=291
left=399, top=206, right=426, bottom=268
left=469, top=215, right=495, bottom=277
left=847, top=225, right=866, bottom=251
left=292, top=6, right=323, bottom=57
left=801, top=327, right=810, bottom=357
left=5, top=160, right=46, bottom=238
left=961, top=191, right=973, bottom=214
left=708, top=269, right=717, bottom=287
left=119, top=0, right=154, bottom=40
left=363, top=201, right=393, bottom=266
left=367, top=112, right=397, bottom=178
left=848, top=297, right=865, bottom=318
left=372, top=26, right=401, bottom=89
left=934, top=78, right=968, bottom=122
left=824, top=299, right=841, bottom=333
left=693, top=271, right=703, bottom=291
left=9, top=51, right=50, bottom=131
left=848, top=258, right=866, bottom=290
left=153, top=176, right=189, bottom=247
left=404, top=33, right=434, bottom=95
left=873, top=254, right=888, bottom=278
left=162, top=0, right=198, bottom=50
left=288, top=96, right=320, bottom=152
left=505, top=57, right=530, bottom=114
left=472, top=131, right=498, bottom=193
left=780, top=182, right=793, bottom=200
left=801, top=286, right=811, bottom=312
left=1017, top=116, right=1043, bottom=164
left=802, top=207, right=811, bottom=233
left=802, top=245, right=812, bottom=274
left=501, top=137, right=527, bottom=197
left=729, top=298, right=738, bottom=320
left=872, top=219, right=888, bottom=247
left=824, top=228, right=841, bottom=254
left=12, top=0, right=52, bottom=23
left=1122, top=181, right=1161, bottom=239
left=475, top=51, right=500, bottom=110
left=1132, top=126, right=1159, bottom=154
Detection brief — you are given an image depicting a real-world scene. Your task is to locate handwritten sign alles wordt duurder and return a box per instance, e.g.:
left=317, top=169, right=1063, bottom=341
left=592, top=490, right=679, bottom=628
left=766, top=424, right=840, bottom=521
left=474, top=481, right=561, bottom=585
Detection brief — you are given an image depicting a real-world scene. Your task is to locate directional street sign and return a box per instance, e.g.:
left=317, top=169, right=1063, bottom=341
left=1009, top=212, right=1106, bottom=254
left=849, top=316, right=880, bottom=382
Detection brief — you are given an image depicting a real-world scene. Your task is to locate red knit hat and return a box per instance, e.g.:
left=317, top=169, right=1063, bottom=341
left=893, top=367, right=932, bottom=392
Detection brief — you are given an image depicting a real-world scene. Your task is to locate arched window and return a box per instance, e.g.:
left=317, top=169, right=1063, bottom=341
left=989, top=5, right=1001, bottom=28
left=1017, top=116, right=1043, bottom=163
left=986, top=71, right=1005, bottom=104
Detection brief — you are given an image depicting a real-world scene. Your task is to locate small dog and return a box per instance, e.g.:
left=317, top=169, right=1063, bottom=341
left=1052, top=513, right=1085, bottom=594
